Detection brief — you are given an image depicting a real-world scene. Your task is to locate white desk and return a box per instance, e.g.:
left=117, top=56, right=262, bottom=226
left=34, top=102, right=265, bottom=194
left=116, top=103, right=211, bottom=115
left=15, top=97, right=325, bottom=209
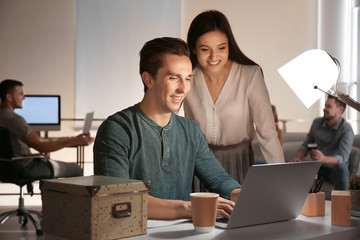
left=129, top=201, right=360, bottom=240
left=43, top=137, right=93, bottom=169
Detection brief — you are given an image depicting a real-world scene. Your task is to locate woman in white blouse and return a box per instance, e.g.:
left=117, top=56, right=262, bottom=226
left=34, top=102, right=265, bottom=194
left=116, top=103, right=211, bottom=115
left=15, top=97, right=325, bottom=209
left=184, top=10, right=284, bottom=190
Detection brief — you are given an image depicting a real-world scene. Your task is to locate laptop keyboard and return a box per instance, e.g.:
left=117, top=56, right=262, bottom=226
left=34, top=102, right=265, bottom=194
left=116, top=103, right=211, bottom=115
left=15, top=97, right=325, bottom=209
left=216, top=216, right=229, bottom=223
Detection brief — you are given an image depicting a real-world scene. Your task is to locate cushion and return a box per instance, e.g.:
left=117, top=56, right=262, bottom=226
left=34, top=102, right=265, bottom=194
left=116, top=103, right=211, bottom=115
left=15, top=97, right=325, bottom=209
left=349, top=146, right=360, bottom=176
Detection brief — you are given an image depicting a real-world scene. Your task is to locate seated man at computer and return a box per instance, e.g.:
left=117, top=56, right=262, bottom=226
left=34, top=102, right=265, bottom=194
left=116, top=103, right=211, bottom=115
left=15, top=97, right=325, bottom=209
left=0, top=79, right=91, bottom=179
left=290, top=95, right=354, bottom=190
left=93, top=37, right=241, bottom=220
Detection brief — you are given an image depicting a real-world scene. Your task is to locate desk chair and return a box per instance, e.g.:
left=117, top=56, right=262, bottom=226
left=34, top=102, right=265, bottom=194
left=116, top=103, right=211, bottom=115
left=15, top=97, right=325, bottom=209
left=0, top=127, right=82, bottom=236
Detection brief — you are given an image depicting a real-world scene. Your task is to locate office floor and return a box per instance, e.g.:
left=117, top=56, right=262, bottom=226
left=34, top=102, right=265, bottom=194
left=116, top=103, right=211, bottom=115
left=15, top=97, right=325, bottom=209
left=0, top=206, right=66, bottom=240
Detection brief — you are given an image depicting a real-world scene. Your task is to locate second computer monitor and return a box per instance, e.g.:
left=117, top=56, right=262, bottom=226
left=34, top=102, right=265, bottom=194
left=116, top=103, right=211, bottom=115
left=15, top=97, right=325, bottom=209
left=14, top=95, right=61, bottom=132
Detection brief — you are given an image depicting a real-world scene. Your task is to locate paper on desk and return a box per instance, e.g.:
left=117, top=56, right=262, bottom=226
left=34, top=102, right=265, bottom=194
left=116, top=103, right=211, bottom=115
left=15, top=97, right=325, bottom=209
left=147, top=219, right=191, bottom=229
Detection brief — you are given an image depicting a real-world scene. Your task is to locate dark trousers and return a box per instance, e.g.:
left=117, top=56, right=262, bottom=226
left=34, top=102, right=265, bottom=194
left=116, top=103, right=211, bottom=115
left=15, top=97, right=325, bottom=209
left=318, top=163, right=350, bottom=190
left=17, top=158, right=82, bottom=180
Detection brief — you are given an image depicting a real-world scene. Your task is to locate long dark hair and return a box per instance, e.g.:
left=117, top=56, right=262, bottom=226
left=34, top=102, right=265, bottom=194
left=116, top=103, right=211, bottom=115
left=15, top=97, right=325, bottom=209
left=187, top=10, right=258, bottom=69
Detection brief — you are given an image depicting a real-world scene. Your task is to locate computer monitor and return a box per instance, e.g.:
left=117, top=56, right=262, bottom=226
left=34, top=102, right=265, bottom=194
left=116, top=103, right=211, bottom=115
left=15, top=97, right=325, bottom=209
left=14, top=95, right=61, bottom=132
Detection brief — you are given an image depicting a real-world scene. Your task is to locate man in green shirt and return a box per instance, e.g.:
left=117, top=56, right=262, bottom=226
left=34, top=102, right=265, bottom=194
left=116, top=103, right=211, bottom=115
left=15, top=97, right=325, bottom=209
left=94, top=37, right=241, bottom=220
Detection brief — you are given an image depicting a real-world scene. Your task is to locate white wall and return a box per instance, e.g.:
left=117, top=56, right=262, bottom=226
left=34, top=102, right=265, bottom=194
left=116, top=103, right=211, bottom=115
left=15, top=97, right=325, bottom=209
left=0, top=0, right=319, bottom=205
left=74, top=0, right=319, bottom=132
left=0, top=0, right=319, bottom=131
left=0, top=0, right=76, bottom=118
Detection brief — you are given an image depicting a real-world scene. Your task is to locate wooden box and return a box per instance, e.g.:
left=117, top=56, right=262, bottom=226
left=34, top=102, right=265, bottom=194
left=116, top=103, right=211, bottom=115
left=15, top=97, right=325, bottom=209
left=40, top=176, right=149, bottom=240
left=331, top=190, right=351, bottom=226
left=300, top=192, right=325, bottom=217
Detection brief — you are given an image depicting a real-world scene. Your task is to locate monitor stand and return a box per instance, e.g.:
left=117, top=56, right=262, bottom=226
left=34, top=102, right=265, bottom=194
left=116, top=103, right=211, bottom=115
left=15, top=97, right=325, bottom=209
left=43, top=131, right=49, bottom=139
left=34, top=131, right=49, bottom=139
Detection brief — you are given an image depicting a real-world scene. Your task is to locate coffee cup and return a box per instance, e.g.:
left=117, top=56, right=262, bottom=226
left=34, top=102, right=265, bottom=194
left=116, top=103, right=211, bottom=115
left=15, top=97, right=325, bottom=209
left=190, top=192, right=219, bottom=233
left=307, top=143, right=318, bottom=150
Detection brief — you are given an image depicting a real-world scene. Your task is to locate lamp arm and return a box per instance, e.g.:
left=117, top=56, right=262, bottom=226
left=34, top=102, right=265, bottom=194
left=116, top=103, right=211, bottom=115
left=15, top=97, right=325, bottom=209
left=334, top=91, right=360, bottom=112
left=328, top=56, right=360, bottom=111
left=313, top=85, right=360, bottom=112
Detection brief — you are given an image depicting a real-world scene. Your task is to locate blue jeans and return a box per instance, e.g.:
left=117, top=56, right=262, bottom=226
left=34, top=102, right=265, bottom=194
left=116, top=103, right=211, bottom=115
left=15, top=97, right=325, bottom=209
left=254, top=159, right=267, bottom=165
left=318, top=163, right=350, bottom=190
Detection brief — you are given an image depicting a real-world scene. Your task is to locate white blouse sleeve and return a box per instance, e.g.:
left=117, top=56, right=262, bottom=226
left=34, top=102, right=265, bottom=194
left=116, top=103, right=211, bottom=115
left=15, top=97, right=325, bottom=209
left=247, top=67, right=285, bottom=163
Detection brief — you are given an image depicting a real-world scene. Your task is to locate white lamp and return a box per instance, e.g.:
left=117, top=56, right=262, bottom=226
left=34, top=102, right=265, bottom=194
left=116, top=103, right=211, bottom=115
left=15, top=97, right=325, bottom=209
left=278, top=49, right=360, bottom=111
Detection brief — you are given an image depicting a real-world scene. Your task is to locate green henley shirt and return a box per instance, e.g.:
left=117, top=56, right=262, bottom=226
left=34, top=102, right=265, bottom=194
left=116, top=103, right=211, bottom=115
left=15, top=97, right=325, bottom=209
left=93, top=104, right=241, bottom=200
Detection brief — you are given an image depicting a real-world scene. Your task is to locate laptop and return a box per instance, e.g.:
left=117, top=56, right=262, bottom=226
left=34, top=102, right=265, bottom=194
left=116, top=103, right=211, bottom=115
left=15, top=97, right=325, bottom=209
left=82, top=112, right=94, bottom=134
left=216, top=161, right=321, bottom=229
left=44, top=112, right=94, bottom=142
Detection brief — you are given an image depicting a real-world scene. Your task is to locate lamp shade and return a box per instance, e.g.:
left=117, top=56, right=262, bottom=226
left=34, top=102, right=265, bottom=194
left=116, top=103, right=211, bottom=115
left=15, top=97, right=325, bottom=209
left=278, top=49, right=339, bottom=108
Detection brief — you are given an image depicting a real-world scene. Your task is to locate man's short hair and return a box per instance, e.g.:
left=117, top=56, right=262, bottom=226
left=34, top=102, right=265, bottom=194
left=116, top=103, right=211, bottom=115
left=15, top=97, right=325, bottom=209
left=139, top=37, right=190, bottom=93
left=328, top=95, right=346, bottom=112
left=0, top=79, right=23, bottom=102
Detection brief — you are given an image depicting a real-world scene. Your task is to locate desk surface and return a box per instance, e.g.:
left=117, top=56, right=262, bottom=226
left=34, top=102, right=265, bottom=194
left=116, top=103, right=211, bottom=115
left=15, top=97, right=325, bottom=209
left=41, top=137, right=94, bottom=169
left=42, top=136, right=94, bottom=146
left=129, top=201, right=360, bottom=240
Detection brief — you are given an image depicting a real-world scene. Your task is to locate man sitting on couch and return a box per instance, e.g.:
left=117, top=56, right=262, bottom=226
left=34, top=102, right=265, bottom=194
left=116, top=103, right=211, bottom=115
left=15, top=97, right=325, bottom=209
left=290, top=96, right=354, bottom=190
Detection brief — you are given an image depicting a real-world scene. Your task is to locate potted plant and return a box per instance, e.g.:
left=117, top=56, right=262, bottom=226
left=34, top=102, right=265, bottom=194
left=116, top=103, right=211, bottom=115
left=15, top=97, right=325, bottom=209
left=348, top=175, right=360, bottom=212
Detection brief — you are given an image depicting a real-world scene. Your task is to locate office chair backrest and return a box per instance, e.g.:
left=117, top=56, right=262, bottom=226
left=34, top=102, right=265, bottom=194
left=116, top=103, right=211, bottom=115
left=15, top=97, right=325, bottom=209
left=0, top=128, right=45, bottom=236
left=0, top=126, right=14, bottom=158
left=0, top=127, right=20, bottom=183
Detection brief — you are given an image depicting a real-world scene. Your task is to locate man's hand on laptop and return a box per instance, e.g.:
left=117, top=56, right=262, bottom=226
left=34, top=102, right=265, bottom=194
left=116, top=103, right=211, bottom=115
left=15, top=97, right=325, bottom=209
left=217, top=197, right=236, bottom=219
